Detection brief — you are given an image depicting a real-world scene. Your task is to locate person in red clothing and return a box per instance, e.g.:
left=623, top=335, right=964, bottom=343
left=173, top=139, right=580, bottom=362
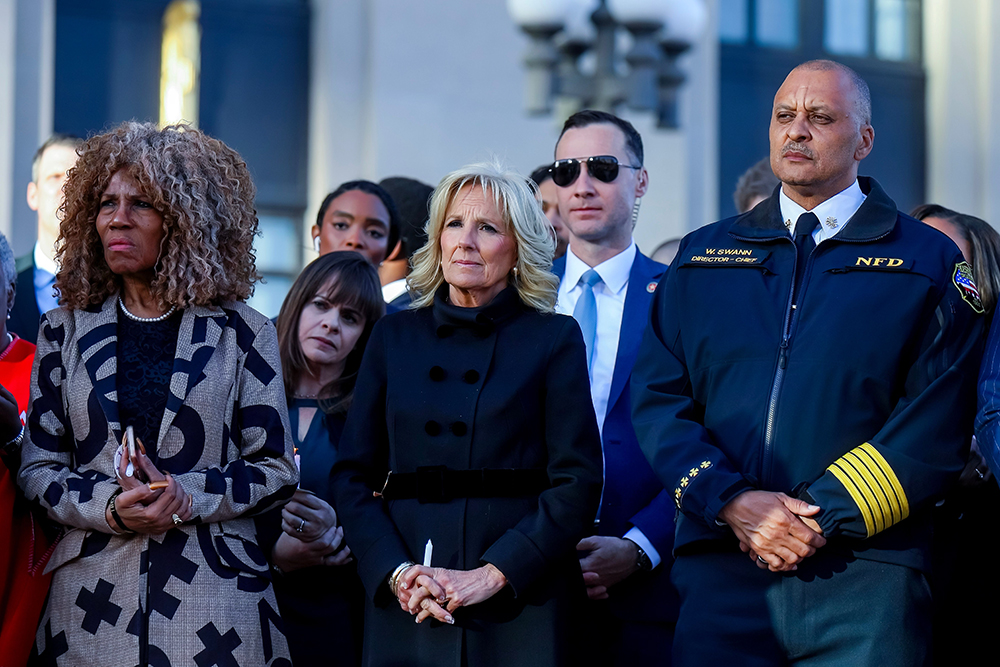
left=0, top=230, right=52, bottom=667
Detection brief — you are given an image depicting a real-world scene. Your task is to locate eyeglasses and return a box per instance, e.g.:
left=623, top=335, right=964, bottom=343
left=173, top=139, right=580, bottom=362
left=549, top=155, right=642, bottom=187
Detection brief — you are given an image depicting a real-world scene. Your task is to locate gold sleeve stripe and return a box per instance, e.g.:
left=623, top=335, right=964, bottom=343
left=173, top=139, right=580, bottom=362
left=858, top=443, right=909, bottom=519
left=839, top=454, right=890, bottom=533
left=850, top=448, right=904, bottom=525
left=826, top=442, right=909, bottom=538
left=827, top=464, right=876, bottom=537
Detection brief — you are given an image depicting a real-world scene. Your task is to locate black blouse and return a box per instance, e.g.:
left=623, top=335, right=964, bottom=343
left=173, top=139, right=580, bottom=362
left=116, top=307, right=182, bottom=464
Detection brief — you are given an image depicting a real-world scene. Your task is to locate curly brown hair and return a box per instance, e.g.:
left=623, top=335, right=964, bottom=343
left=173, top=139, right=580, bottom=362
left=56, top=121, right=260, bottom=309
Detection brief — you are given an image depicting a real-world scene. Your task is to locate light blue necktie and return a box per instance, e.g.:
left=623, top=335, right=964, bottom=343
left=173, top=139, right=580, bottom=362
left=572, top=269, right=602, bottom=371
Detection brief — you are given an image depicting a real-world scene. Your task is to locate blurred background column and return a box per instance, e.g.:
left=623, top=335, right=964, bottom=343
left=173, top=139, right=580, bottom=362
left=0, top=0, right=55, bottom=255
left=925, top=0, right=1000, bottom=223
left=307, top=0, right=371, bottom=262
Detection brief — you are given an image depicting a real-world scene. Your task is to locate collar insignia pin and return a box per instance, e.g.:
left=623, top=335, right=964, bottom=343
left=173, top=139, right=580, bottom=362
left=825, top=216, right=838, bottom=229
left=784, top=218, right=793, bottom=230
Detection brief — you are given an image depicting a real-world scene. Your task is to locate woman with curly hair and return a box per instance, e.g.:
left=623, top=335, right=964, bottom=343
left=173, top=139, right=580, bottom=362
left=331, top=161, right=602, bottom=666
left=17, top=121, right=298, bottom=666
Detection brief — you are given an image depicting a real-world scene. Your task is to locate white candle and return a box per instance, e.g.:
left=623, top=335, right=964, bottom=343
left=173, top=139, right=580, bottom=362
left=422, top=539, right=433, bottom=567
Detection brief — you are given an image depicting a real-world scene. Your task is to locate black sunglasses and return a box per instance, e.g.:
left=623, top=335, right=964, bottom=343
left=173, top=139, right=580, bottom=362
left=550, top=155, right=642, bottom=187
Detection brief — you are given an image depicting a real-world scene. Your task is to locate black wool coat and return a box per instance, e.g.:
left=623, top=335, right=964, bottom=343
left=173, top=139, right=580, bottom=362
left=332, top=286, right=603, bottom=667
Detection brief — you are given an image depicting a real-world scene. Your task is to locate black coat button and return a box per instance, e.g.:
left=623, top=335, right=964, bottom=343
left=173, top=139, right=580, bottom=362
left=450, top=421, right=468, bottom=436
left=425, top=421, right=441, bottom=436
left=429, top=366, right=446, bottom=381
left=463, top=370, right=480, bottom=384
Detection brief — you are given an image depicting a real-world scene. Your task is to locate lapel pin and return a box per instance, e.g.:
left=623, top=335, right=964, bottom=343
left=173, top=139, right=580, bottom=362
left=647, top=281, right=657, bottom=293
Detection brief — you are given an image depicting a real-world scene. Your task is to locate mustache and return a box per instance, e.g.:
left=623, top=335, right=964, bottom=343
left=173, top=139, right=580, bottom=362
left=782, top=143, right=815, bottom=159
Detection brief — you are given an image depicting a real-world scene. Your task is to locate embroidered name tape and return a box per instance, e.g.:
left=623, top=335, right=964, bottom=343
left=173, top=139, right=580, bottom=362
left=683, top=248, right=769, bottom=266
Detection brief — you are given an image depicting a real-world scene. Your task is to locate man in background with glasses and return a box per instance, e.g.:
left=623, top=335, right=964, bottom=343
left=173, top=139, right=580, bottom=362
left=550, top=109, right=677, bottom=666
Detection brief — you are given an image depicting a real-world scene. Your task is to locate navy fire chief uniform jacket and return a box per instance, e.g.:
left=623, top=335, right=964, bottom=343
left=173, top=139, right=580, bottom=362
left=631, top=177, right=984, bottom=572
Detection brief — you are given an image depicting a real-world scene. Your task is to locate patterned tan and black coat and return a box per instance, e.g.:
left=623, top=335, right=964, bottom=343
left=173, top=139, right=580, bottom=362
left=18, top=297, right=298, bottom=667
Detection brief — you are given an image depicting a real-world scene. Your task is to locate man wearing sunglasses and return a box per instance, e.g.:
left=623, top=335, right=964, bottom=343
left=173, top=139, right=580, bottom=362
left=550, top=110, right=676, bottom=666
left=632, top=60, right=984, bottom=665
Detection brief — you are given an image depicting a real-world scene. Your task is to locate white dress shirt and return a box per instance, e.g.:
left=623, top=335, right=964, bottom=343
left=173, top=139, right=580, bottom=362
left=556, top=242, right=635, bottom=436
left=381, top=278, right=408, bottom=303
left=33, top=242, right=60, bottom=316
left=556, top=241, right=662, bottom=568
left=779, top=179, right=867, bottom=244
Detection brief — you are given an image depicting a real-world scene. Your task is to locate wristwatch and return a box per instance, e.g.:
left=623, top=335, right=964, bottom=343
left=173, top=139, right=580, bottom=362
left=0, top=424, right=24, bottom=455
left=625, top=538, right=653, bottom=572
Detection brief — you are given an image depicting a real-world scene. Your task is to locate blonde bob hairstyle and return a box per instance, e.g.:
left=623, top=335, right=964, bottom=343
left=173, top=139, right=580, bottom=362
left=56, top=121, right=259, bottom=310
left=408, top=160, right=558, bottom=313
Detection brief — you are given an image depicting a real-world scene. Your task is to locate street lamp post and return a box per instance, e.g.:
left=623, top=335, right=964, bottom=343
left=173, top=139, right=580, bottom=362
left=507, top=0, right=706, bottom=128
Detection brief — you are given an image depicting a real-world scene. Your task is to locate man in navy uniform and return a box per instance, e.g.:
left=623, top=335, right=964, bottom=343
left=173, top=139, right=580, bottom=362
left=633, top=60, right=983, bottom=665
left=551, top=110, right=676, bottom=664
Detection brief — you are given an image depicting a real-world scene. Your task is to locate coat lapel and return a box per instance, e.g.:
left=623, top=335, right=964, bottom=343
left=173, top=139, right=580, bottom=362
left=156, top=304, right=226, bottom=455
left=604, top=254, right=664, bottom=419
left=552, top=255, right=567, bottom=280
left=76, top=296, right=121, bottom=440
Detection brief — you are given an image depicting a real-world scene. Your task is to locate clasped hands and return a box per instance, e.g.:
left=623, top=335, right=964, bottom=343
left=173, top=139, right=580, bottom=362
left=272, top=489, right=351, bottom=572
left=718, top=490, right=826, bottom=572
left=395, top=563, right=507, bottom=625
left=577, top=535, right=641, bottom=600
left=108, top=436, right=192, bottom=534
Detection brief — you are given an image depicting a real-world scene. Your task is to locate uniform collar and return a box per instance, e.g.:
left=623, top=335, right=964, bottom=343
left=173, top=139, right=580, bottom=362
left=432, top=283, right=523, bottom=338
left=779, top=179, right=866, bottom=237
left=563, top=241, right=636, bottom=295
left=730, top=177, right=898, bottom=243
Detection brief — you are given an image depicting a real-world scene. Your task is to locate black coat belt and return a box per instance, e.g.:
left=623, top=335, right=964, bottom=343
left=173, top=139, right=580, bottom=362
left=374, top=466, right=550, bottom=503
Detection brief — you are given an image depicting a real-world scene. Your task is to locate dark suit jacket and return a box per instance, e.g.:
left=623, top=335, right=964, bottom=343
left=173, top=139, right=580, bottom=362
left=554, top=250, right=678, bottom=624
left=9, top=255, right=42, bottom=343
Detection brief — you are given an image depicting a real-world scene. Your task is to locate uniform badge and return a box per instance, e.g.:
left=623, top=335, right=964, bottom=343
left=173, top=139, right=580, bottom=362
left=953, top=261, right=985, bottom=314
left=825, top=216, right=838, bottom=229
left=646, top=281, right=657, bottom=293
left=783, top=218, right=792, bottom=230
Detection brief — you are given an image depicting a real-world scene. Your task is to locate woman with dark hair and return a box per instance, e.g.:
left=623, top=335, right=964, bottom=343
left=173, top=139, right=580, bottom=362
left=912, top=203, right=1000, bottom=314
left=17, top=121, right=298, bottom=665
left=312, top=180, right=400, bottom=266
left=913, top=203, right=1000, bottom=666
left=264, top=251, right=384, bottom=666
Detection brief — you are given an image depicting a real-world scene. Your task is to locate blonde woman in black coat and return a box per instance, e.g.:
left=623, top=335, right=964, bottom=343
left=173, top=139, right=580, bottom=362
left=332, top=160, right=602, bottom=667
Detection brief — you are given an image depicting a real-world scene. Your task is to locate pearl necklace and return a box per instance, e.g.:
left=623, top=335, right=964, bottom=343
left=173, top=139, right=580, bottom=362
left=118, top=297, right=177, bottom=323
